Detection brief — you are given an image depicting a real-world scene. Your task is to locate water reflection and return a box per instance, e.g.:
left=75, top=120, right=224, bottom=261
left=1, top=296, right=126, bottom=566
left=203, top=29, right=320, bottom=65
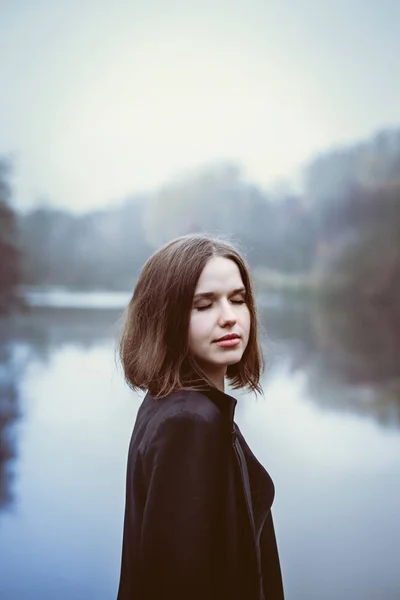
left=259, top=296, right=400, bottom=429
left=0, top=307, right=124, bottom=513
left=313, top=299, right=400, bottom=384
left=310, top=299, right=400, bottom=428
left=1, top=294, right=398, bottom=512
left=10, top=306, right=124, bottom=357
left=0, top=325, right=23, bottom=511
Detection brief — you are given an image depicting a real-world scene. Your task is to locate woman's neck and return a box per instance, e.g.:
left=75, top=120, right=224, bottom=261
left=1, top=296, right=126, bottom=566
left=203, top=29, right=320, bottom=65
left=206, top=370, right=225, bottom=392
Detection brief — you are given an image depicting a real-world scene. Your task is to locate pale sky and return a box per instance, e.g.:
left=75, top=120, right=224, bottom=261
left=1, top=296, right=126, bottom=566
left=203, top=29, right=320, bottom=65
left=1, top=0, right=400, bottom=212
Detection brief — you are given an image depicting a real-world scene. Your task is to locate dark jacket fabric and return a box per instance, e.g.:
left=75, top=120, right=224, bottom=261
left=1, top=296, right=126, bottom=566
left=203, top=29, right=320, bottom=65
left=117, top=387, right=284, bottom=600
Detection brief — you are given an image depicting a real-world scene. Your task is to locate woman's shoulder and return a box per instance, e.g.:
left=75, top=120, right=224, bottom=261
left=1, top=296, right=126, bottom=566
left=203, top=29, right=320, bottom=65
left=146, top=388, right=222, bottom=426
left=133, top=388, right=224, bottom=459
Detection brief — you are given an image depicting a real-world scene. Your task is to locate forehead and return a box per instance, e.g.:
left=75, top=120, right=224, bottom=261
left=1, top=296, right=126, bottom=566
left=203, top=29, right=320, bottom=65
left=195, top=256, right=244, bottom=292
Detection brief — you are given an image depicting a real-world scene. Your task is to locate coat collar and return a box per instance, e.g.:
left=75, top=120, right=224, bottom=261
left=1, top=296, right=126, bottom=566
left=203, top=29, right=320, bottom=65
left=202, top=385, right=237, bottom=431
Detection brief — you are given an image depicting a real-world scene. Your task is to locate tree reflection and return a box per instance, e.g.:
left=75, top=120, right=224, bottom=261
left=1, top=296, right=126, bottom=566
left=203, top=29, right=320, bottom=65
left=1, top=295, right=399, bottom=516
left=0, top=332, right=21, bottom=511
left=0, top=307, right=123, bottom=513
left=260, top=296, right=400, bottom=429
left=309, top=299, right=400, bottom=427
left=313, top=299, right=400, bottom=385
left=13, top=307, right=123, bottom=356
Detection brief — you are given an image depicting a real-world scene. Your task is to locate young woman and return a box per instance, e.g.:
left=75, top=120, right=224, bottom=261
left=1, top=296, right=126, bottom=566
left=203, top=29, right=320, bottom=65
left=116, top=234, right=284, bottom=600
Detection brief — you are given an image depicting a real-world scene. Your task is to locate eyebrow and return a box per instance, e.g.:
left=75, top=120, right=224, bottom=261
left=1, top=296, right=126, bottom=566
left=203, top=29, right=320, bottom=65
left=193, top=287, right=246, bottom=300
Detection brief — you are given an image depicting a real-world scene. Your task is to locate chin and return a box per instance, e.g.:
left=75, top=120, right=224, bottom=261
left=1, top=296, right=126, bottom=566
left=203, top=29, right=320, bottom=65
left=224, top=358, right=242, bottom=367
left=212, top=351, right=244, bottom=366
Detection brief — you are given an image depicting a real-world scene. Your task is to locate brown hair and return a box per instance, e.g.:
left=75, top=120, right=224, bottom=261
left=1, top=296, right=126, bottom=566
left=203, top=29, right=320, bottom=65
left=119, top=234, right=264, bottom=397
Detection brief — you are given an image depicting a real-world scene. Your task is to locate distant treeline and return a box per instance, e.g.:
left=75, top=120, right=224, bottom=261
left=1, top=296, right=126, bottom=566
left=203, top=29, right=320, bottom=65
left=1, top=127, right=400, bottom=309
left=0, top=160, right=22, bottom=313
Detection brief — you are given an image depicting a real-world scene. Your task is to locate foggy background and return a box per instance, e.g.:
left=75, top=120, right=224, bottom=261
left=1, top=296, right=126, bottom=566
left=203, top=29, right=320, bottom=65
left=1, top=1, right=400, bottom=599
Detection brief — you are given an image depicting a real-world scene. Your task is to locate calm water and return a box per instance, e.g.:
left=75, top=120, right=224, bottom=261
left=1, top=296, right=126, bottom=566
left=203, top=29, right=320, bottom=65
left=0, top=296, right=399, bottom=600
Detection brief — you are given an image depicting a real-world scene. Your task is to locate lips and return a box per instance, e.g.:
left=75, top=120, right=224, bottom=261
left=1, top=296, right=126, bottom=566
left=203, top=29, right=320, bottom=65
left=214, top=333, right=240, bottom=342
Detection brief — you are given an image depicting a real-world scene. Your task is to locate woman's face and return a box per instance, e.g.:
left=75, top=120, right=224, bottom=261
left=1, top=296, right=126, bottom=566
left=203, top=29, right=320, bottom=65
left=188, top=256, right=251, bottom=389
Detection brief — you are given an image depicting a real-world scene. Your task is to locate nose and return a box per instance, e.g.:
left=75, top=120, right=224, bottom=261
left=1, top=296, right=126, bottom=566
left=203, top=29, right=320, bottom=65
left=218, top=300, right=237, bottom=327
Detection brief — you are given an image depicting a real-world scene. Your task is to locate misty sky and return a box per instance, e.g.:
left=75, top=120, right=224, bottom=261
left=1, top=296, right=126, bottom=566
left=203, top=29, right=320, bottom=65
left=1, top=0, right=400, bottom=212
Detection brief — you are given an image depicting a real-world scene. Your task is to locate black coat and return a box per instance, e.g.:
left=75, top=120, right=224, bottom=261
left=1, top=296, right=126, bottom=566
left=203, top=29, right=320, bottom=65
left=117, top=387, right=284, bottom=600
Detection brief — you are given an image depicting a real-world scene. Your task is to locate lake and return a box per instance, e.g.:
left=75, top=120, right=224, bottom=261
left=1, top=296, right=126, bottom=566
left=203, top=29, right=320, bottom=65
left=0, top=291, right=399, bottom=599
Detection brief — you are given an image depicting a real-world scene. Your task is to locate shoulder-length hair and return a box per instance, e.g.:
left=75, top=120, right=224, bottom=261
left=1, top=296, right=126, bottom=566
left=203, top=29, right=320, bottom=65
left=119, top=234, right=264, bottom=398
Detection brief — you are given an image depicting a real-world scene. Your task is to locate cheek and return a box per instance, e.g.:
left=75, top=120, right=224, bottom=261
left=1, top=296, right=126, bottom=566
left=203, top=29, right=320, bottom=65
left=242, top=308, right=251, bottom=341
left=188, top=314, right=207, bottom=347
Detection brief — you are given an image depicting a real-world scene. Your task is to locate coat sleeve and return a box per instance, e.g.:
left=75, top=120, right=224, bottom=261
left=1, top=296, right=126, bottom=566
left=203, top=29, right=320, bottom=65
left=260, top=511, right=285, bottom=599
left=139, top=409, right=225, bottom=600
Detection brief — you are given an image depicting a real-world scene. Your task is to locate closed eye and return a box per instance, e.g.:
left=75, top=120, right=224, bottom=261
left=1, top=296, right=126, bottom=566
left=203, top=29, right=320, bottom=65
left=195, top=298, right=245, bottom=311
left=195, top=304, right=212, bottom=311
